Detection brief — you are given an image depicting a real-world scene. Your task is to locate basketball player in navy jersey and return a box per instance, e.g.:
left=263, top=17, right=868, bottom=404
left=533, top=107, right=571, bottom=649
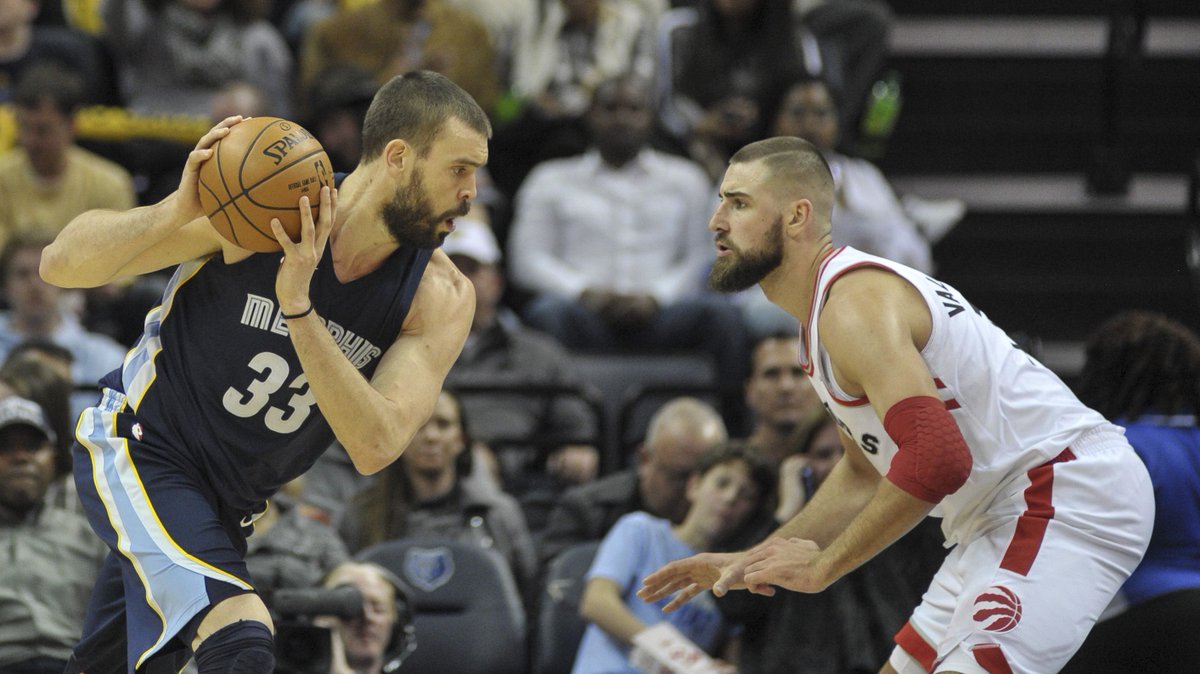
left=638, top=137, right=1154, bottom=674
left=39, top=71, right=490, bottom=674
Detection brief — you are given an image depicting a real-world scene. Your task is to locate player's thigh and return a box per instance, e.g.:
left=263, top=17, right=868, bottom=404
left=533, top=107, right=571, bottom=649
left=888, top=546, right=965, bottom=674
left=193, top=592, right=275, bottom=650
left=75, top=405, right=258, bottom=664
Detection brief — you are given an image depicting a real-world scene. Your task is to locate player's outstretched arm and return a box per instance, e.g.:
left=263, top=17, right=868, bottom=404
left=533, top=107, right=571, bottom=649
left=638, top=551, right=753, bottom=613
left=40, top=117, right=242, bottom=288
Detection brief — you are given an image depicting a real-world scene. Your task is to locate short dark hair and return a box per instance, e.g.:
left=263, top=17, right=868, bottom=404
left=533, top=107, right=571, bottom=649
left=729, top=136, right=834, bottom=200
left=6, top=339, right=75, bottom=366
left=14, top=63, right=86, bottom=116
left=360, top=71, right=492, bottom=161
left=694, top=441, right=776, bottom=509
left=1078, top=310, right=1200, bottom=420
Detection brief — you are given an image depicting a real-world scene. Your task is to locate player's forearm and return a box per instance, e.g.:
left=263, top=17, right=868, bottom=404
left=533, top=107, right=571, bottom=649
left=770, top=456, right=878, bottom=547
left=40, top=195, right=191, bottom=287
left=285, top=312, right=430, bottom=474
left=816, top=480, right=936, bottom=583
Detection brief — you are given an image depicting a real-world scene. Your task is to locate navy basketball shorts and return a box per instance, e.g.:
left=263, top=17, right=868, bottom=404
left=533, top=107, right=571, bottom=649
left=72, top=389, right=258, bottom=673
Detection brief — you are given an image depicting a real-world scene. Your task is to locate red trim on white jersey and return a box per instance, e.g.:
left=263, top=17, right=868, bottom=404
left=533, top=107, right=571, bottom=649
left=806, top=255, right=894, bottom=406
left=894, top=621, right=937, bottom=673
left=799, top=247, right=844, bottom=376
left=1000, top=448, right=1078, bottom=575
left=971, top=643, right=1015, bottom=674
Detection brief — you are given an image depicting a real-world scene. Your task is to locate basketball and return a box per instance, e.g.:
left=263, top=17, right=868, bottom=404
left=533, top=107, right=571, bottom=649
left=197, top=117, right=334, bottom=252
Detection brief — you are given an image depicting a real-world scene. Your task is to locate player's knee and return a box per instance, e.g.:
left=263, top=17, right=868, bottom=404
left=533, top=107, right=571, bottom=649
left=194, top=620, right=275, bottom=674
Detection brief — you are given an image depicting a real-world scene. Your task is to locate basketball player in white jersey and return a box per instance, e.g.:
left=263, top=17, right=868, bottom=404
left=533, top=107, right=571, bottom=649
left=637, top=137, right=1155, bottom=674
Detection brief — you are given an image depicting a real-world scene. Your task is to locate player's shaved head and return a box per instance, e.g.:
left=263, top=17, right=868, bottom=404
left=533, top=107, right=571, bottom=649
left=729, top=136, right=834, bottom=234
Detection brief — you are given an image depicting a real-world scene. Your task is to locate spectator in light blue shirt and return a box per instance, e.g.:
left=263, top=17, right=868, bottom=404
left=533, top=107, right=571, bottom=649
left=572, top=442, right=774, bottom=673
left=0, top=234, right=127, bottom=417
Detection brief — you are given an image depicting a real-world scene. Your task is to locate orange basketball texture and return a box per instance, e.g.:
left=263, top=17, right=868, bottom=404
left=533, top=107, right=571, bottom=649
left=197, top=117, right=334, bottom=252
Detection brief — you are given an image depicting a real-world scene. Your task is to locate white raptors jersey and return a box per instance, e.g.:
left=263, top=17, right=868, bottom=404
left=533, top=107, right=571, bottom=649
left=801, top=247, right=1113, bottom=544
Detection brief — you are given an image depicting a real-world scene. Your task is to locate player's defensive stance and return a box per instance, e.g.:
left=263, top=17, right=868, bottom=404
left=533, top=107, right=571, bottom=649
left=638, top=137, right=1154, bottom=674
left=40, top=71, right=490, bottom=673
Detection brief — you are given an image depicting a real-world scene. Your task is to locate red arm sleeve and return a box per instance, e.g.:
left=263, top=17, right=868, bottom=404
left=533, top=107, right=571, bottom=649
left=883, top=395, right=973, bottom=503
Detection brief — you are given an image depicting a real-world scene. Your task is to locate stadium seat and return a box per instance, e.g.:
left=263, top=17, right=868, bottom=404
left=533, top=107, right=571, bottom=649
left=532, top=541, right=601, bottom=674
left=358, top=538, right=528, bottom=674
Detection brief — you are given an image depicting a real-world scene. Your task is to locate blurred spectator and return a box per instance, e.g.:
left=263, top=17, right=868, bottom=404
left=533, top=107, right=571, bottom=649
left=314, top=561, right=412, bottom=674
left=208, top=78, right=270, bottom=121
left=442, top=216, right=600, bottom=499
left=539, top=397, right=726, bottom=566
left=244, top=476, right=349, bottom=601
left=1062, top=311, right=1200, bottom=673
left=338, top=389, right=537, bottom=593
left=490, top=0, right=657, bottom=198
left=789, top=0, right=893, bottom=153
left=0, top=394, right=107, bottom=673
left=573, top=441, right=774, bottom=673
left=0, top=63, right=135, bottom=249
left=0, top=234, right=127, bottom=416
left=508, top=74, right=749, bottom=429
left=742, top=332, right=820, bottom=466
left=656, top=0, right=820, bottom=180
left=101, top=0, right=293, bottom=117
left=717, top=413, right=946, bottom=673
left=303, top=64, right=377, bottom=173
left=443, top=0, right=536, bottom=87
left=0, top=0, right=117, bottom=105
left=299, top=0, right=499, bottom=117
left=769, top=74, right=950, bottom=271
left=0, top=340, right=73, bottom=464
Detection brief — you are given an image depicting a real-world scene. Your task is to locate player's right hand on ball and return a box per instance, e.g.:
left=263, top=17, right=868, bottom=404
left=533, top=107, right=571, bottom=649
left=176, top=116, right=244, bottom=223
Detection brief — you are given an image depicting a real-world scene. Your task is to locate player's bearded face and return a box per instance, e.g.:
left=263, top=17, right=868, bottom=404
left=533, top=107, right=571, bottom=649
left=708, top=215, right=785, bottom=292
left=383, top=165, right=470, bottom=248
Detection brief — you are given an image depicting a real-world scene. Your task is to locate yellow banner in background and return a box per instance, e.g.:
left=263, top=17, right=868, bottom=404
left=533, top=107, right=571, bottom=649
left=0, top=104, right=210, bottom=153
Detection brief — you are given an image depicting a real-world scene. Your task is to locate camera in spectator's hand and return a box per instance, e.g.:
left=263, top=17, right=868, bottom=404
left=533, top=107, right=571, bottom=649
left=269, top=585, right=364, bottom=674
left=267, top=576, right=416, bottom=674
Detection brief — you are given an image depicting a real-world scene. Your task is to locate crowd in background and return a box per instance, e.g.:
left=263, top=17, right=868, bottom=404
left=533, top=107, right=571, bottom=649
left=0, top=0, right=1194, bottom=673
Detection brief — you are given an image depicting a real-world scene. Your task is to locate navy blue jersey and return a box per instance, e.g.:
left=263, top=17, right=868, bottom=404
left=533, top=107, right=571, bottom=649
left=101, top=223, right=431, bottom=515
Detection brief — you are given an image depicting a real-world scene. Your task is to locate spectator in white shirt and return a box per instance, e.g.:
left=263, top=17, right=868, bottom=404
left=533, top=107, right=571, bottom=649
left=508, top=74, right=750, bottom=433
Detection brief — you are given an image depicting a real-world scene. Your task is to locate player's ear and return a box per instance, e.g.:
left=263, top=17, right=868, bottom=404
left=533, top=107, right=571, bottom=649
left=383, top=139, right=413, bottom=175
left=785, top=198, right=812, bottom=236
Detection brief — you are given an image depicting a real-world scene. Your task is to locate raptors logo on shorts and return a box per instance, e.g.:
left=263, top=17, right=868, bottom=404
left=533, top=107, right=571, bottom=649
left=972, top=585, right=1023, bottom=633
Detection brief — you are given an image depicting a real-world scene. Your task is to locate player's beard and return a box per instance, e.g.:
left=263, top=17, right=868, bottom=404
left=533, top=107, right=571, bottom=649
left=382, top=166, right=470, bottom=248
left=708, top=216, right=785, bottom=292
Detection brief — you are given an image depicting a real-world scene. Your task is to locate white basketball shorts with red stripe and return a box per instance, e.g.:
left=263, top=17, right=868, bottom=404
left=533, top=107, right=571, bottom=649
left=889, top=426, right=1155, bottom=674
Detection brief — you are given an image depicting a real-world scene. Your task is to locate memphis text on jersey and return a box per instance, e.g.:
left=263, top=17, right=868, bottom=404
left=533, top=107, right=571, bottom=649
left=239, top=293, right=381, bottom=370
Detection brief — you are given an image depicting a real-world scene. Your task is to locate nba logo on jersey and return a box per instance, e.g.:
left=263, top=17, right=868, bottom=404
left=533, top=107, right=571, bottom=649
left=972, top=585, right=1023, bottom=633
left=403, top=546, right=456, bottom=592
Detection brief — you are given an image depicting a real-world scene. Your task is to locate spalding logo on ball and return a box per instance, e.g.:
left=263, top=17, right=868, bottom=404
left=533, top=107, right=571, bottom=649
left=198, top=117, right=335, bottom=252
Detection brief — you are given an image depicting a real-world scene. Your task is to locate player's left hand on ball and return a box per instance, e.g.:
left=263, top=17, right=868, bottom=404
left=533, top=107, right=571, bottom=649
left=273, top=185, right=336, bottom=311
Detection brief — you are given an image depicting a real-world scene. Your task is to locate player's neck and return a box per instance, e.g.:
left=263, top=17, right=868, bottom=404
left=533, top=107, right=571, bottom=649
left=327, top=177, right=398, bottom=282
left=761, top=240, right=835, bottom=329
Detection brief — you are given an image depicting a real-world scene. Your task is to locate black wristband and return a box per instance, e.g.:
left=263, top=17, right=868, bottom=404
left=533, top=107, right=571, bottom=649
left=281, top=303, right=314, bottom=320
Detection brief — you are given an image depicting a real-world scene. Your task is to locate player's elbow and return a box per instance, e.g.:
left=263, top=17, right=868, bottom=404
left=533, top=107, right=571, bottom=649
left=345, top=440, right=397, bottom=476
left=40, top=239, right=105, bottom=288
left=883, top=395, right=973, bottom=504
left=38, top=241, right=73, bottom=287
